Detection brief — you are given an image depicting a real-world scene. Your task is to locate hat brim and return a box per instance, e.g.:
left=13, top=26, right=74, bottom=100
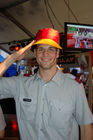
left=33, top=39, right=62, bottom=49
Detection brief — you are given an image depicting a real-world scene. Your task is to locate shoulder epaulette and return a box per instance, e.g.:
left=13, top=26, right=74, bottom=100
left=75, top=77, right=82, bottom=84
left=65, top=73, right=82, bottom=84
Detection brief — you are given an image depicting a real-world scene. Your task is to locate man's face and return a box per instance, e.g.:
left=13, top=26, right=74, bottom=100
left=34, top=44, right=59, bottom=70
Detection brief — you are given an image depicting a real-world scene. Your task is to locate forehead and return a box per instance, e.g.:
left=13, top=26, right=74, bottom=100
left=37, top=44, right=55, bottom=48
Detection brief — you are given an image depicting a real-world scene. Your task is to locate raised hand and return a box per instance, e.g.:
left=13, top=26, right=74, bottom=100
left=13, top=40, right=35, bottom=61
left=0, top=40, right=35, bottom=77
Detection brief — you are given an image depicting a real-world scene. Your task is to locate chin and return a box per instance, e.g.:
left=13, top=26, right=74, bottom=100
left=41, top=64, right=55, bottom=70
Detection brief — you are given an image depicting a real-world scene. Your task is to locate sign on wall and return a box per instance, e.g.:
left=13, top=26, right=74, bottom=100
left=58, top=55, right=75, bottom=64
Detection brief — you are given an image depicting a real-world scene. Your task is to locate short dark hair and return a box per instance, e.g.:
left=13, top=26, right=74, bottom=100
left=30, top=45, right=37, bottom=52
left=71, top=69, right=77, bottom=76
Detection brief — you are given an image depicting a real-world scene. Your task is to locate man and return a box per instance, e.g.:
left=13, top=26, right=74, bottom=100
left=0, top=106, right=6, bottom=138
left=0, top=28, right=93, bottom=140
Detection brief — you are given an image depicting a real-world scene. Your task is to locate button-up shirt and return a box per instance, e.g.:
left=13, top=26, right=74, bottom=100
left=0, top=70, right=93, bottom=140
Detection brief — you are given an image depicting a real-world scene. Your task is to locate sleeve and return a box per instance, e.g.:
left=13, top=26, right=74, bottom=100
left=0, top=106, right=6, bottom=131
left=75, top=83, right=93, bottom=125
left=0, top=76, right=20, bottom=98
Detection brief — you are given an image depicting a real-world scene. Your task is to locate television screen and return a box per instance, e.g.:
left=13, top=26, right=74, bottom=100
left=64, top=22, right=93, bottom=51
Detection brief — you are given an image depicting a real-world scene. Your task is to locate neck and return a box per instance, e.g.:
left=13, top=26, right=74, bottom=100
left=39, top=66, right=58, bottom=82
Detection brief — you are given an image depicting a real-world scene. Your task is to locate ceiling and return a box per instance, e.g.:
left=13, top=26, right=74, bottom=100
left=0, top=0, right=93, bottom=58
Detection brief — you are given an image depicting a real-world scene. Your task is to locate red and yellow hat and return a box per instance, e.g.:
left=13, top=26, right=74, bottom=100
left=33, top=28, right=62, bottom=49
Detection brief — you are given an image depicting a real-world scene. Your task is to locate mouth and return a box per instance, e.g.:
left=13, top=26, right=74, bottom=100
left=41, top=58, right=50, bottom=62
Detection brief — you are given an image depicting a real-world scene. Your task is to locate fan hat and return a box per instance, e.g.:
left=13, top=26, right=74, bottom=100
left=33, top=28, right=62, bottom=49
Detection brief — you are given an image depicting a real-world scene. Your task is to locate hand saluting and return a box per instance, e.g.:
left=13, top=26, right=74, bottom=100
left=14, top=40, right=35, bottom=61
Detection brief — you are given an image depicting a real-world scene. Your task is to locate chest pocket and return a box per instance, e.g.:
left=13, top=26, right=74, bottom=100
left=20, top=98, right=37, bottom=121
left=48, top=100, right=74, bottom=129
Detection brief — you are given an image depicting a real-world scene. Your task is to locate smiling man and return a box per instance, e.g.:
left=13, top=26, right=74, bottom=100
left=34, top=44, right=59, bottom=82
left=0, top=28, right=93, bottom=140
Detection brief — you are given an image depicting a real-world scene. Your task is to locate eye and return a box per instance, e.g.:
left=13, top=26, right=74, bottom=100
left=48, top=47, right=56, bottom=52
left=37, top=47, right=44, bottom=52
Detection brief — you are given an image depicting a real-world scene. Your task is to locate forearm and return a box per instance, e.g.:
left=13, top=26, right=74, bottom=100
left=0, top=54, right=15, bottom=77
left=0, top=40, right=35, bottom=77
left=80, top=124, right=93, bottom=140
left=0, top=129, right=5, bottom=138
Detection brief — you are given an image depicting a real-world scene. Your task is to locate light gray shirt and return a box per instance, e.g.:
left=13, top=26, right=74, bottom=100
left=0, top=106, right=6, bottom=131
left=0, top=70, right=93, bottom=140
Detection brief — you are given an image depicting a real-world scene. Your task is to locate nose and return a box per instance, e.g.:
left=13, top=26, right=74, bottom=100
left=43, top=49, right=49, bottom=56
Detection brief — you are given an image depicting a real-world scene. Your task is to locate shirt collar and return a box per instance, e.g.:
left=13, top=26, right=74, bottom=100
left=34, top=69, right=64, bottom=86
left=52, top=70, right=64, bottom=86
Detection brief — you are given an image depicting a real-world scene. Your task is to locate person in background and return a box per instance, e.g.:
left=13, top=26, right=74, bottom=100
left=71, top=68, right=82, bottom=84
left=0, top=28, right=93, bottom=140
left=34, top=66, right=38, bottom=74
left=0, top=106, right=6, bottom=138
left=71, top=68, right=78, bottom=77
left=63, top=66, right=70, bottom=73
left=31, top=59, right=37, bottom=75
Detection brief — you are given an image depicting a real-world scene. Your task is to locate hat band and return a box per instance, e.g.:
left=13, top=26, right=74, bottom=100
left=33, top=39, right=62, bottom=49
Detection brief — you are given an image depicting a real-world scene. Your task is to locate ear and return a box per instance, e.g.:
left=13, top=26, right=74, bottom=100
left=57, top=49, right=60, bottom=58
left=34, top=49, right=36, bottom=57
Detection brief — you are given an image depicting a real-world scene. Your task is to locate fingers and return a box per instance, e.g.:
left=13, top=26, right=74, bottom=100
left=15, top=40, right=36, bottom=60
left=24, top=40, right=36, bottom=50
left=18, top=40, right=35, bottom=53
left=27, top=40, right=36, bottom=48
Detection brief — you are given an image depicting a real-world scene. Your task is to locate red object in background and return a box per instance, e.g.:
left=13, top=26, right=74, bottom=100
left=24, top=73, right=31, bottom=77
left=67, top=33, right=76, bottom=48
left=14, top=45, right=20, bottom=51
left=67, top=33, right=74, bottom=39
left=9, top=46, right=14, bottom=51
left=75, top=77, right=82, bottom=84
left=80, top=41, right=84, bottom=48
left=12, top=120, right=18, bottom=131
left=90, top=51, right=93, bottom=66
left=9, top=45, right=20, bottom=51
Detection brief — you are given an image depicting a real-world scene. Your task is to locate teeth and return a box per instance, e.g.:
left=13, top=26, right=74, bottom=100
left=42, top=58, right=49, bottom=61
left=43, top=60, right=48, bottom=61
